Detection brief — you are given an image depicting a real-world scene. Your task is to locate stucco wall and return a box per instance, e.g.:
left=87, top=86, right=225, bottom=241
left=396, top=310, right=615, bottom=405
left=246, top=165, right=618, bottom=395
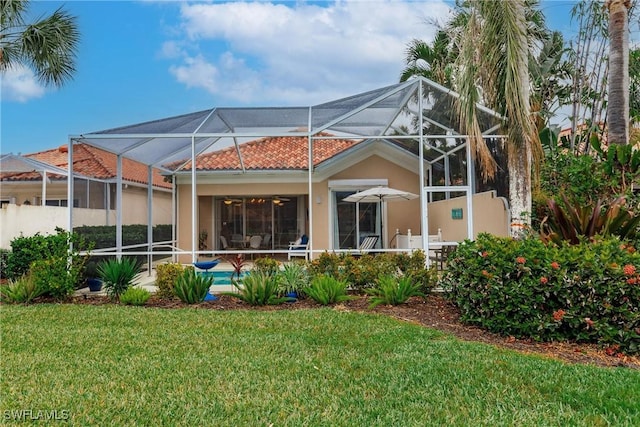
left=0, top=187, right=173, bottom=249
left=426, top=191, right=510, bottom=241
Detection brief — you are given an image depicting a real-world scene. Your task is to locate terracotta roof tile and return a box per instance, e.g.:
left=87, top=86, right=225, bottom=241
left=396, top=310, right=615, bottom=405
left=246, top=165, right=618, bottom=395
left=1, top=144, right=171, bottom=189
left=177, top=133, right=362, bottom=171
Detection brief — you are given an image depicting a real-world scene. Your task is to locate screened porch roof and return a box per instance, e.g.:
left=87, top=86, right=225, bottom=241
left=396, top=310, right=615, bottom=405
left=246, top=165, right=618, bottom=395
left=71, top=77, right=503, bottom=173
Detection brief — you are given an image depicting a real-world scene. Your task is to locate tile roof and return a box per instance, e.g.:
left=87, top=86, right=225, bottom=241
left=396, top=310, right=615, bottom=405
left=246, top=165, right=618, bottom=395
left=177, top=133, right=362, bottom=171
left=1, top=144, right=171, bottom=189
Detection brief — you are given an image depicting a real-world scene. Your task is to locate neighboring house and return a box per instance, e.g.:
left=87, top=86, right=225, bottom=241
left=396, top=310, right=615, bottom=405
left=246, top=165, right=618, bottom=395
left=0, top=144, right=173, bottom=248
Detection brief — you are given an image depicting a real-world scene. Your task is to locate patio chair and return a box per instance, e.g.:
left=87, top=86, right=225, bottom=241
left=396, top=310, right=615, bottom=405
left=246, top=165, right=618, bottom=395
left=261, top=233, right=272, bottom=249
left=220, top=235, right=233, bottom=250
left=353, top=235, right=379, bottom=257
left=288, top=234, right=309, bottom=260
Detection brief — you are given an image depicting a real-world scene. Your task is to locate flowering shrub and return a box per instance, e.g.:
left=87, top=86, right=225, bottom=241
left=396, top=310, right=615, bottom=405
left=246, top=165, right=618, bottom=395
left=440, top=233, right=640, bottom=355
left=307, top=251, right=436, bottom=293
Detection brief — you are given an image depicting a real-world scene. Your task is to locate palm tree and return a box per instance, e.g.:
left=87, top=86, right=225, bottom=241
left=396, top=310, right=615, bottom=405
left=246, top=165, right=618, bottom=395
left=605, top=0, right=631, bottom=145
left=400, top=30, right=455, bottom=86
left=453, top=0, right=543, bottom=235
left=0, top=1, right=79, bottom=87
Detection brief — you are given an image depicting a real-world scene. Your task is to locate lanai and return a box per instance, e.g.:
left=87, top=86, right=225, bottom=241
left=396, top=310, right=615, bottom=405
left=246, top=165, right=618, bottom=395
left=67, top=77, right=504, bottom=264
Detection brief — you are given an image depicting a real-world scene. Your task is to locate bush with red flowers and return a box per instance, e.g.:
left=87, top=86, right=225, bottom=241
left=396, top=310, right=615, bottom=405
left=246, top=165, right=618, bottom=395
left=441, top=233, right=640, bottom=355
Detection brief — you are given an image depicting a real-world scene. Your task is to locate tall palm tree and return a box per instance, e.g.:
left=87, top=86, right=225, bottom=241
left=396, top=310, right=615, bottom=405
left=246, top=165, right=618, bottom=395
left=454, top=0, right=542, bottom=235
left=605, top=0, right=631, bottom=145
left=0, top=0, right=79, bottom=87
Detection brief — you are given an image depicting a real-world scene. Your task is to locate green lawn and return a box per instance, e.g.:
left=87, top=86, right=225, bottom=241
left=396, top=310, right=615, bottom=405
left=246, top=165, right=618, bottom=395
left=1, top=304, right=639, bottom=426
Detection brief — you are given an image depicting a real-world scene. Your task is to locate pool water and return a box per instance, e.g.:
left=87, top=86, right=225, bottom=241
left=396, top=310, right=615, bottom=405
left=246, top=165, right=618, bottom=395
left=196, top=270, right=246, bottom=286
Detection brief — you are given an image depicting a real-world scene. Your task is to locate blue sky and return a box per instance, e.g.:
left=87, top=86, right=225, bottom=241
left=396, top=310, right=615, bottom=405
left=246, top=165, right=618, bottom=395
left=0, top=0, right=630, bottom=155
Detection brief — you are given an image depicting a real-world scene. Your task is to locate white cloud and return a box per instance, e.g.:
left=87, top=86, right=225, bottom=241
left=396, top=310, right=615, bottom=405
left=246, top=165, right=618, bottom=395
left=1, top=65, right=46, bottom=102
left=165, top=0, right=452, bottom=105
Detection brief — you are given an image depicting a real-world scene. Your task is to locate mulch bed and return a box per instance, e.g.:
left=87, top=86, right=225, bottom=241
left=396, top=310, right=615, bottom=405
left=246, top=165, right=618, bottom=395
left=62, top=292, right=640, bottom=370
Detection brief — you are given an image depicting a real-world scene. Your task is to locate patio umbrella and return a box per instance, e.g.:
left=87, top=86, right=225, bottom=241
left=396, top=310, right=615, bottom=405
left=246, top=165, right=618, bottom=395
left=342, top=186, right=419, bottom=203
left=343, top=186, right=419, bottom=248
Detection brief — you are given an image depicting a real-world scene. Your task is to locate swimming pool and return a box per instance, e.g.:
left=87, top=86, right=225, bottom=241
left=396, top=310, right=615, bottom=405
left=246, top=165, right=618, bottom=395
left=196, top=270, right=246, bottom=286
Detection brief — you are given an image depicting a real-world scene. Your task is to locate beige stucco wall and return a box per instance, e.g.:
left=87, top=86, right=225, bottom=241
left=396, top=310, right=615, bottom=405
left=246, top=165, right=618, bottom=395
left=0, top=182, right=172, bottom=249
left=426, top=191, right=510, bottom=241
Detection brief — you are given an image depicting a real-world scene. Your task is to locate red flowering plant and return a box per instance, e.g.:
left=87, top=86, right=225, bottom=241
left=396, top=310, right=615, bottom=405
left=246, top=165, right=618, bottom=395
left=440, top=233, right=640, bottom=355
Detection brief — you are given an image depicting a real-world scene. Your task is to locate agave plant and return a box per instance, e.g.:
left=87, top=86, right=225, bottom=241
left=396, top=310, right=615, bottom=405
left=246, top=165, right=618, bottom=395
left=277, top=262, right=309, bottom=296
left=540, top=194, right=640, bottom=245
left=97, top=257, right=142, bottom=300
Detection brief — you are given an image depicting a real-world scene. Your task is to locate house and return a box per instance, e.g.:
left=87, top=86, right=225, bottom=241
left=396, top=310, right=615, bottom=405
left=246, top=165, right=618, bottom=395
left=0, top=144, right=173, bottom=249
left=62, top=78, right=511, bottom=262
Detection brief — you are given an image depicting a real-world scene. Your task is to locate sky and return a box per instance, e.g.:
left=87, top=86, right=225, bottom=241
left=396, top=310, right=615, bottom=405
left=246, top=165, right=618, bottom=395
left=0, top=0, right=633, bottom=155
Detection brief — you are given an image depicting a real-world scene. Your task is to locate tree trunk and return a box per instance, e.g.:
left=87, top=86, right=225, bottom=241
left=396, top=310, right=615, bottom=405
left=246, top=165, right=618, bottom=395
left=507, top=0, right=535, bottom=236
left=606, top=0, right=630, bottom=145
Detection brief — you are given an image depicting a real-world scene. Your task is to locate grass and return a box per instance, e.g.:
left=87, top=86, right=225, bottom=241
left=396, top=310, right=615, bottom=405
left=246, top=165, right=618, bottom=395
left=1, top=305, right=639, bottom=426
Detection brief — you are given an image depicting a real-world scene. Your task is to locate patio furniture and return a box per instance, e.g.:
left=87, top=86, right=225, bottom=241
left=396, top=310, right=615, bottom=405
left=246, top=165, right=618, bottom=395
left=248, top=235, right=262, bottom=259
left=353, top=235, right=378, bottom=257
left=288, top=235, right=309, bottom=260
left=220, top=235, right=234, bottom=250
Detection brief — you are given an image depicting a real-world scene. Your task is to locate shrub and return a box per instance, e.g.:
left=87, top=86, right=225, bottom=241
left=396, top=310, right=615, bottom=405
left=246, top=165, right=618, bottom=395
left=155, top=263, right=193, bottom=299
left=5, top=229, right=89, bottom=281
left=366, top=275, right=425, bottom=308
left=174, top=269, right=212, bottom=304
left=98, top=257, right=142, bottom=300
left=307, top=251, right=437, bottom=294
left=120, top=287, right=151, bottom=306
left=441, top=233, right=640, bottom=354
left=305, top=275, right=354, bottom=305
left=394, top=250, right=439, bottom=294
left=0, top=275, right=45, bottom=304
left=253, top=257, right=280, bottom=277
left=0, top=249, right=10, bottom=279
left=73, top=224, right=172, bottom=250
left=277, top=262, right=309, bottom=296
left=225, top=271, right=291, bottom=306
left=30, top=256, right=82, bottom=299
left=307, top=252, right=345, bottom=280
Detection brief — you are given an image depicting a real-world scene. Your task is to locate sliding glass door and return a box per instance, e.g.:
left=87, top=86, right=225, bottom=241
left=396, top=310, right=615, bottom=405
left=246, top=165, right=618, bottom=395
left=215, top=197, right=300, bottom=250
left=333, top=191, right=380, bottom=250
